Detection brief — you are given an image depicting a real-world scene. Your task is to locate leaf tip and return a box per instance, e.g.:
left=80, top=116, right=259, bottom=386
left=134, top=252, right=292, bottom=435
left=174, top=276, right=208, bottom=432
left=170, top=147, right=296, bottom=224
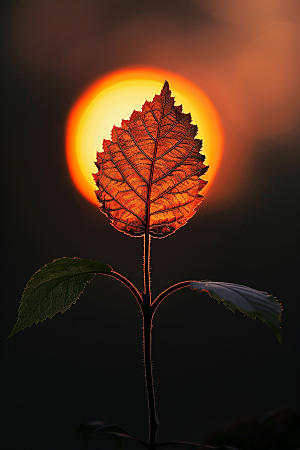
left=7, top=329, right=16, bottom=339
left=270, top=327, right=282, bottom=344
left=163, top=79, right=170, bottom=91
left=8, top=322, right=22, bottom=339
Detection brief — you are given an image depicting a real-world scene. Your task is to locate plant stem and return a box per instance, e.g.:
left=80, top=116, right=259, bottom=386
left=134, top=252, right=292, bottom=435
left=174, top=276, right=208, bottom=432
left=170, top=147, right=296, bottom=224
left=144, top=232, right=151, bottom=304
left=142, top=233, right=159, bottom=449
left=143, top=310, right=159, bottom=449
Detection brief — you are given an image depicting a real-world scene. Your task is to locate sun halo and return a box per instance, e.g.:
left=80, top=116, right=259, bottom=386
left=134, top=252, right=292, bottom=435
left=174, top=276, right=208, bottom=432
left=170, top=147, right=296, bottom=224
left=65, top=67, right=223, bottom=207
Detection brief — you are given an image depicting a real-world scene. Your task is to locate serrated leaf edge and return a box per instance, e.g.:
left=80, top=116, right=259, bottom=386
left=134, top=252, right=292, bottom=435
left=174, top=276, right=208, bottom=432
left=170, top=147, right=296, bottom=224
left=190, top=281, right=282, bottom=343
left=9, top=257, right=112, bottom=338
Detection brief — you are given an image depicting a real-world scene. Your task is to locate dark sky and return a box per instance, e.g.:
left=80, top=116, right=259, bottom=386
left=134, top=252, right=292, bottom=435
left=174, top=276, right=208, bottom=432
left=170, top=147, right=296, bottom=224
left=1, top=1, right=300, bottom=449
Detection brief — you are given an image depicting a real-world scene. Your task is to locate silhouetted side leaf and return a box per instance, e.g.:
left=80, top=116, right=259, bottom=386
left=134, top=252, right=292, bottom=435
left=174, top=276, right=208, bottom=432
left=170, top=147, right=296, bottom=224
left=93, top=81, right=208, bottom=238
left=9, top=258, right=111, bottom=337
left=190, top=281, right=282, bottom=343
left=202, top=410, right=300, bottom=450
left=93, top=424, right=148, bottom=448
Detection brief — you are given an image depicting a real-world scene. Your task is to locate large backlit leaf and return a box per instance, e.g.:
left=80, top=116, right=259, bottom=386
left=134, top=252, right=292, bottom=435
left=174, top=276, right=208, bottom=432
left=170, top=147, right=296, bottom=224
left=93, top=81, right=208, bottom=238
left=9, top=258, right=111, bottom=337
left=190, top=281, right=282, bottom=343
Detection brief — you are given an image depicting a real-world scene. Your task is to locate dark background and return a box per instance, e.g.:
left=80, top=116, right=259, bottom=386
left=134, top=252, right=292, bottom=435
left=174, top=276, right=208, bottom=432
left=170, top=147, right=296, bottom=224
left=1, top=1, right=300, bottom=449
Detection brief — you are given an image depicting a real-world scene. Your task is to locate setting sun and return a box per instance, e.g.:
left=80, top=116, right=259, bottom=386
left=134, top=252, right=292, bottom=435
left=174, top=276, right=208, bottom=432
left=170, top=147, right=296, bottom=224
left=65, top=67, right=223, bottom=206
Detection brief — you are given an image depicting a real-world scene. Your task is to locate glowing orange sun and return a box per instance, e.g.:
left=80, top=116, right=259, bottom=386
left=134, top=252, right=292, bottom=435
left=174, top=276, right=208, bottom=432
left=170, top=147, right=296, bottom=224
left=65, top=67, right=223, bottom=206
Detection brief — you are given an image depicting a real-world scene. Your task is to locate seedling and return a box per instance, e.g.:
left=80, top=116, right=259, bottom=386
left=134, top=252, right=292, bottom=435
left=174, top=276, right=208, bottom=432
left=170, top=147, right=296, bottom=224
left=10, top=82, right=282, bottom=449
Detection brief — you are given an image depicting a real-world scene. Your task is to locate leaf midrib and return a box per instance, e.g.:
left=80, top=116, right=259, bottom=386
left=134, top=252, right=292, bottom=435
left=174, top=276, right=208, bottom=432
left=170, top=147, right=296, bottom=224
left=145, top=95, right=169, bottom=233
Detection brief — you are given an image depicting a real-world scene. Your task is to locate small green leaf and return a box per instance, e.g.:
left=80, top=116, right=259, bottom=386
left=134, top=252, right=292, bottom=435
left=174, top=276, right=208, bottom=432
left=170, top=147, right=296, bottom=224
left=190, top=281, right=282, bottom=343
left=9, top=257, right=112, bottom=337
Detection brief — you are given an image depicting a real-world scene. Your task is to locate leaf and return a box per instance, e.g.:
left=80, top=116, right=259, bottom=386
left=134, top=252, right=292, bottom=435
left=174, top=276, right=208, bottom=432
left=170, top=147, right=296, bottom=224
left=190, top=281, right=282, bottom=343
left=94, top=424, right=132, bottom=436
left=93, top=424, right=147, bottom=448
left=93, top=81, right=208, bottom=238
left=202, top=410, right=300, bottom=450
left=9, top=257, right=112, bottom=337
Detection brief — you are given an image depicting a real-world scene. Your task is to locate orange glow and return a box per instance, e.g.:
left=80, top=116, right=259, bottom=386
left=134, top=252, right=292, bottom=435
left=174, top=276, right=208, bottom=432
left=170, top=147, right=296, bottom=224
left=66, top=67, right=223, bottom=206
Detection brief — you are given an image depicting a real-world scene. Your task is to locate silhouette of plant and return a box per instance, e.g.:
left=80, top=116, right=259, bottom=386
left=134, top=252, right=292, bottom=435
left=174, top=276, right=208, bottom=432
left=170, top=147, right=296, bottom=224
left=9, top=82, right=282, bottom=450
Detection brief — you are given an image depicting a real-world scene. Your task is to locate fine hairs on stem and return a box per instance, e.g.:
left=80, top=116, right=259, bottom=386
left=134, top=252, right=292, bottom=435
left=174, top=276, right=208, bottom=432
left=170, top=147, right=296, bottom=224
left=142, top=233, right=159, bottom=448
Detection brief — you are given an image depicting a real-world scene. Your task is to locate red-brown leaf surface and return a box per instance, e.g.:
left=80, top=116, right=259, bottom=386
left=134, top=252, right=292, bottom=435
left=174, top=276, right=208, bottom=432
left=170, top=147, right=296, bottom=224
left=93, top=81, right=208, bottom=238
